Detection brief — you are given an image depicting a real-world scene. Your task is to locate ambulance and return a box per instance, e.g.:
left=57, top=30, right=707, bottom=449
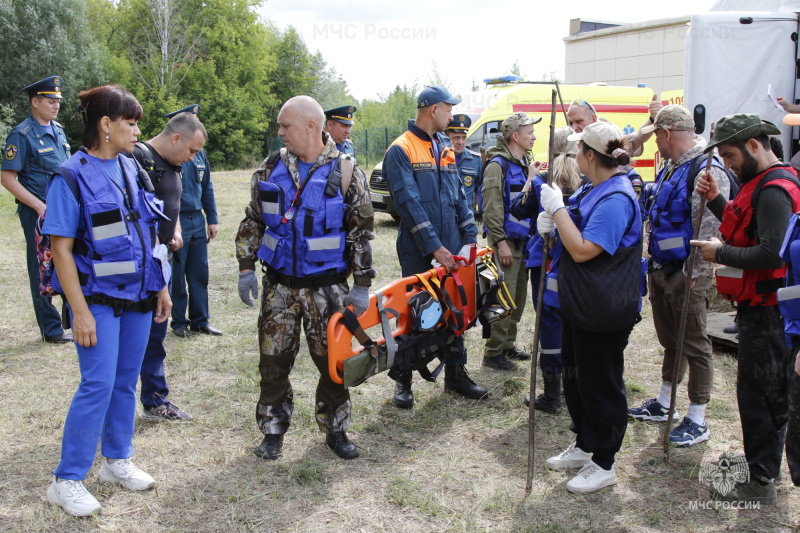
left=459, top=78, right=662, bottom=181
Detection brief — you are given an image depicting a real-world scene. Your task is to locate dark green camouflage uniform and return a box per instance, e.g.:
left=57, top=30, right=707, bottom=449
left=236, top=133, right=375, bottom=435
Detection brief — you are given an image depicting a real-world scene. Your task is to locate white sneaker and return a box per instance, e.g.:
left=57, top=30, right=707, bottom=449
left=545, top=443, right=593, bottom=470
left=46, top=476, right=101, bottom=517
left=566, top=461, right=617, bottom=494
left=99, top=458, right=155, bottom=491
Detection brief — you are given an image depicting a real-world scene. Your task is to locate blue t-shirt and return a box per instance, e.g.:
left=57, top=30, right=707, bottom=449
left=581, top=194, right=635, bottom=256
left=298, top=160, right=314, bottom=184
left=43, top=154, right=125, bottom=238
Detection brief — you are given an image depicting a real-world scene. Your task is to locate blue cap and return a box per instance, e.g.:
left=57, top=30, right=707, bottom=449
left=417, top=85, right=461, bottom=108
left=324, top=105, right=357, bottom=125
left=22, top=76, right=63, bottom=99
left=446, top=114, right=472, bottom=132
left=164, top=104, right=201, bottom=118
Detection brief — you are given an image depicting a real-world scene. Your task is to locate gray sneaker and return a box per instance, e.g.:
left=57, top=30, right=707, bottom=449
left=141, top=402, right=193, bottom=421
left=47, top=476, right=101, bottom=517
left=713, top=478, right=777, bottom=504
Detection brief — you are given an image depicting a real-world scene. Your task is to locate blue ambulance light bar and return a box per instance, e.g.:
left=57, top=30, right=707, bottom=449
left=484, top=75, right=521, bottom=85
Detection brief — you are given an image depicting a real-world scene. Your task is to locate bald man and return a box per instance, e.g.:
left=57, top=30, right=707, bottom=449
left=236, top=95, right=375, bottom=460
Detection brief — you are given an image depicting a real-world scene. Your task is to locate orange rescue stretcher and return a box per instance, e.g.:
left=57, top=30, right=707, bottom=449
left=327, top=247, right=492, bottom=387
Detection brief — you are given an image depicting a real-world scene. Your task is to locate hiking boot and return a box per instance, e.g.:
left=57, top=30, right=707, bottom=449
left=723, top=322, right=739, bottom=334
left=47, top=476, right=102, bottom=517
left=444, top=364, right=489, bottom=400
left=99, top=458, right=155, bottom=491
left=534, top=373, right=562, bottom=414
left=712, top=478, right=777, bottom=504
left=504, top=347, right=532, bottom=361
left=524, top=394, right=531, bottom=407
left=141, top=402, right=193, bottom=421
left=545, top=443, right=593, bottom=470
left=255, top=434, right=284, bottom=460
left=482, top=354, right=517, bottom=371
left=566, top=462, right=617, bottom=494
left=628, top=398, right=678, bottom=422
left=392, top=372, right=414, bottom=409
left=326, top=432, right=359, bottom=459
left=669, top=417, right=710, bottom=447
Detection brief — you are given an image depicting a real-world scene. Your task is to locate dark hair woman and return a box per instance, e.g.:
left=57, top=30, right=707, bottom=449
left=44, top=85, right=170, bottom=516
left=536, top=120, right=643, bottom=494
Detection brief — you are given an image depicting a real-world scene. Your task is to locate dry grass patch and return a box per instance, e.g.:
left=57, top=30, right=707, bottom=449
left=0, top=169, right=797, bottom=532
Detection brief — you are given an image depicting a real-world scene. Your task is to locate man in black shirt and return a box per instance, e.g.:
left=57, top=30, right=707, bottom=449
left=133, top=112, right=207, bottom=421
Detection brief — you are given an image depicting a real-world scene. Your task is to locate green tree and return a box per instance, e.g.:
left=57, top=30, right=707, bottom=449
left=308, top=54, right=354, bottom=111
left=263, top=25, right=316, bottom=136
left=0, top=0, right=109, bottom=145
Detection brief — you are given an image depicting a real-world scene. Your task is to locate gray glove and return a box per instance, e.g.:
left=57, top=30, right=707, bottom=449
left=345, top=285, right=370, bottom=316
left=238, top=270, right=259, bottom=307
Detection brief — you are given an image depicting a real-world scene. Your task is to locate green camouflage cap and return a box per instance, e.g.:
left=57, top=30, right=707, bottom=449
left=704, top=113, right=781, bottom=153
left=501, top=112, right=541, bottom=139
left=640, top=104, right=694, bottom=134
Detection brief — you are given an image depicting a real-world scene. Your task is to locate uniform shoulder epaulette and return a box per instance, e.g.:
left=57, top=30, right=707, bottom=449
left=18, top=122, right=33, bottom=136
left=52, top=120, right=63, bottom=129
left=467, top=149, right=481, bottom=157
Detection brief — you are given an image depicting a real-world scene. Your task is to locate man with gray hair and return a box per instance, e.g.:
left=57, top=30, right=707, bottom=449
left=628, top=105, right=729, bottom=447
left=133, top=111, right=208, bottom=422
left=236, top=95, right=375, bottom=460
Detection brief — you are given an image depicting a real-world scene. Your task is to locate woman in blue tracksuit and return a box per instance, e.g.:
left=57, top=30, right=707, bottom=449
left=509, top=126, right=583, bottom=412
left=537, top=121, right=642, bottom=494
left=44, top=85, right=170, bottom=516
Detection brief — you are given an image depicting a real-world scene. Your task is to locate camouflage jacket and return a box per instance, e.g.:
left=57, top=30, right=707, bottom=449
left=235, top=132, right=376, bottom=286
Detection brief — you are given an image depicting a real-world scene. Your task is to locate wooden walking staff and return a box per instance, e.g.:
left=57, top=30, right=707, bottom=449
left=661, top=125, right=716, bottom=458
left=526, top=89, right=558, bottom=491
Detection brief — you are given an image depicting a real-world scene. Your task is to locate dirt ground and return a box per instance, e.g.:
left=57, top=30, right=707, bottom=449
left=0, top=169, right=797, bottom=533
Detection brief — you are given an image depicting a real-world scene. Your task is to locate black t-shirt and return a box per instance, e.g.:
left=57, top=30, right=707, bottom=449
left=132, top=143, right=183, bottom=244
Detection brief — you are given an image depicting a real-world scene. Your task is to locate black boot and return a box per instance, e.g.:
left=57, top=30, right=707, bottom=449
left=255, top=434, right=284, bottom=460
left=534, top=372, right=562, bottom=414
left=444, top=364, right=489, bottom=400
left=393, top=372, right=414, bottom=409
left=326, top=432, right=359, bottom=459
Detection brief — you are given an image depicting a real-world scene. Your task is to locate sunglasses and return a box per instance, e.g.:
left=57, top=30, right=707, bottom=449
left=571, top=99, right=597, bottom=115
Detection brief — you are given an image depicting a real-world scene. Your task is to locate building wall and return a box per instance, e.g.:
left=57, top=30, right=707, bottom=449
left=564, top=17, right=689, bottom=95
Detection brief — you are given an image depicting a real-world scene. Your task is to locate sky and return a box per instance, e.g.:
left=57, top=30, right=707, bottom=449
left=257, top=0, right=725, bottom=102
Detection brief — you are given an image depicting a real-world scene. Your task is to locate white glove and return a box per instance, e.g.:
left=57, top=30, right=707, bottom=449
left=537, top=211, right=555, bottom=237
left=455, top=243, right=477, bottom=266
left=540, top=183, right=565, bottom=215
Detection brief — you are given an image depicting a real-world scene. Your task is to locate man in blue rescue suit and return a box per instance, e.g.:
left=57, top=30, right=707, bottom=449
left=382, top=85, right=489, bottom=408
left=235, top=95, right=375, bottom=460
left=164, top=105, right=222, bottom=338
left=132, top=112, right=208, bottom=421
left=628, top=105, right=729, bottom=447
left=445, top=114, right=482, bottom=215
left=1, top=76, right=72, bottom=343
left=481, top=112, right=539, bottom=371
left=692, top=114, right=800, bottom=504
left=324, top=105, right=357, bottom=157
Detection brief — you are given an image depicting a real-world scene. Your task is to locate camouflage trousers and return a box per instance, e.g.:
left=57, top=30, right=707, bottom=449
left=737, top=305, right=789, bottom=481
left=484, top=240, right=528, bottom=358
left=256, top=277, right=352, bottom=436
left=787, top=348, right=800, bottom=486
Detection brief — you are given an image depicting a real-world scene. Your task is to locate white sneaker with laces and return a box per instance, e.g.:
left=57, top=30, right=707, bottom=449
left=566, top=461, right=617, bottom=494
left=99, top=458, right=155, bottom=491
left=47, top=476, right=101, bottom=517
left=545, top=442, right=593, bottom=470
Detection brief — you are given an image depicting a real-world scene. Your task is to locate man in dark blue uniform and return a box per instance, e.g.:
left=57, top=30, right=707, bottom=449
left=164, top=105, right=221, bottom=338
left=446, top=114, right=482, bottom=215
left=324, top=105, right=356, bottom=156
left=1, top=76, right=71, bottom=343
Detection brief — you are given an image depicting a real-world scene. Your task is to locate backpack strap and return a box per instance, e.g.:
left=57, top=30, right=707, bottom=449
left=686, top=154, right=737, bottom=203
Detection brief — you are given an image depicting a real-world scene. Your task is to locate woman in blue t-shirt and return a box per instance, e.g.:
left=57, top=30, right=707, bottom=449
left=44, top=85, right=170, bottom=517
left=536, top=121, right=642, bottom=495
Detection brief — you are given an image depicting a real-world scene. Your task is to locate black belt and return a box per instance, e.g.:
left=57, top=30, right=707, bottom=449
left=266, top=268, right=347, bottom=290
left=85, top=293, right=159, bottom=316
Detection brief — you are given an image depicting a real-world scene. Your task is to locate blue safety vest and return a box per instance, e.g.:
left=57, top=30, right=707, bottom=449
left=257, top=157, right=348, bottom=277
left=779, top=212, right=800, bottom=345
left=484, top=155, right=530, bottom=240
left=52, top=151, right=168, bottom=302
left=523, top=175, right=546, bottom=268
left=647, top=159, right=695, bottom=264
left=543, top=182, right=593, bottom=309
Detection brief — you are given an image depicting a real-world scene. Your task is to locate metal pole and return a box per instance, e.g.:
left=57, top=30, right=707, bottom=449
left=526, top=89, right=558, bottom=492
